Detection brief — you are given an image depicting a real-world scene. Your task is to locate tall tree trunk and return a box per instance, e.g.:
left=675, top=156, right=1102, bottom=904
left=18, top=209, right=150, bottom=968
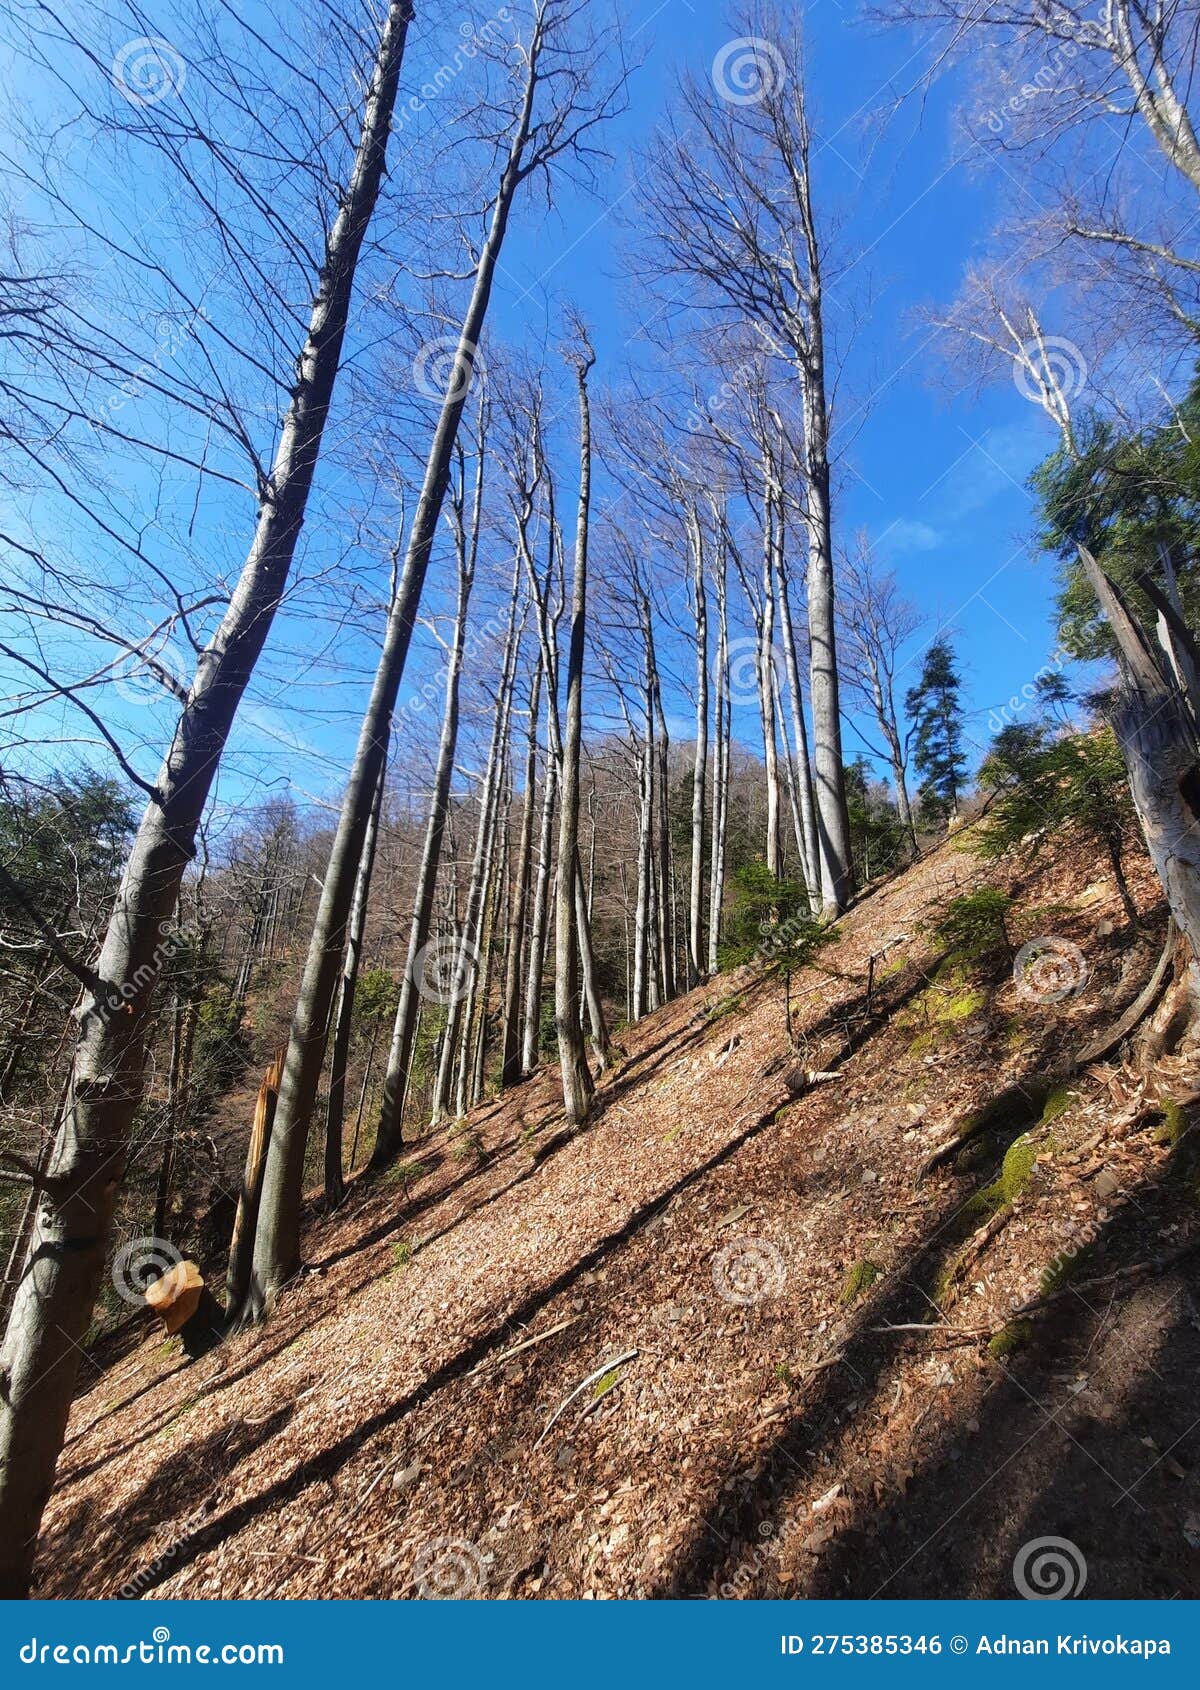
left=803, top=321, right=853, bottom=913
left=773, top=529, right=821, bottom=904
left=244, top=84, right=542, bottom=1314
left=1079, top=546, right=1200, bottom=967
left=0, top=0, right=413, bottom=1594
left=500, top=658, right=542, bottom=1086
left=651, top=662, right=675, bottom=1003
left=687, top=509, right=708, bottom=987
left=431, top=578, right=521, bottom=1125
left=758, top=501, right=783, bottom=880
left=708, top=528, right=730, bottom=976
left=324, top=753, right=386, bottom=1207
left=371, top=531, right=476, bottom=1165
left=522, top=752, right=557, bottom=1074
left=555, top=338, right=596, bottom=1126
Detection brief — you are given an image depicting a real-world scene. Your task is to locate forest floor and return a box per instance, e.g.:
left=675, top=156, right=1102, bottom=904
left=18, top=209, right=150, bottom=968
left=37, top=824, right=1200, bottom=1600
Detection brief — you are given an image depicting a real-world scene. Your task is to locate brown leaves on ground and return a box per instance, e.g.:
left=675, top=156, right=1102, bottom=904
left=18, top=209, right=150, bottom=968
left=36, top=826, right=1200, bottom=1600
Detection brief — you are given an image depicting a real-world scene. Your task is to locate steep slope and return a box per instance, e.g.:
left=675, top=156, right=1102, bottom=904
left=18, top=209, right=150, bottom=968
left=35, top=828, right=1200, bottom=1600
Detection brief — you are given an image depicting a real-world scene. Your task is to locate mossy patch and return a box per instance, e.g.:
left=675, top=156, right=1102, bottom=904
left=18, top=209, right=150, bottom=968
left=1040, top=1086, right=1074, bottom=1125
left=390, top=1239, right=413, bottom=1271
left=901, top=961, right=989, bottom=1055
left=383, top=1158, right=430, bottom=1190
left=840, top=1259, right=882, bottom=1304
left=988, top=1319, right=1033, bottom=1360
left=961, top=1130, right=1050, bottom=1225
left=1153, top=1097, right=1192, bottom=1147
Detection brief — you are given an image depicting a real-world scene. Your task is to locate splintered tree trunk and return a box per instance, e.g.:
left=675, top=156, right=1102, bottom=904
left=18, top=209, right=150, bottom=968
left=501, top=659, right=542, bottom=1086
left=687, top=509, right=708, bottom=987
left=245, top=103, right=540, bottom=1315
left=324, top=752, right=386, bottom=1207
left=555, top=345, right=596, bottom=1126
left=1079, top=546, right=1200, bottom=972
left=0, top=0, right=413, bottom=1595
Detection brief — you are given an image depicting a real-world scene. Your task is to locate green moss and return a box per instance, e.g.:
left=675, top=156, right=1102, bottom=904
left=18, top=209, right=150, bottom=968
left=942, top=987, right=988, bottom=1023
left=840, top=1259, right=882, bottom=1303
left=390, top=1239, right=413, bottom=1271
left=988, top=1319, right=1033, bottom=1359
left=1153, top=1097, right=1191, bottom=1147
left=449, top=1122, right=483, bottom=1162
left=997, top=1132, right=1040, bottom=1203
left=591, top=1366, right=622, bottom=1401
left=383, top=1158, right=430, bottom=1190
left=1040, top=1087, right=1074, bottom=1125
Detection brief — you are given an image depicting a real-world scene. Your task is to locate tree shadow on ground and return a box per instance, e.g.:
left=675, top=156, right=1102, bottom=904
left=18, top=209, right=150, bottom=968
left=659, top=1133, right=1200, bottom=1600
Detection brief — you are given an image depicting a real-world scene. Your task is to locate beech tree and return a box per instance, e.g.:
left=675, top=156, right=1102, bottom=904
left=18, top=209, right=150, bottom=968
left=0, top=0, right=416, bottom=1594
left=639, top=2, right=853, bottom=911
left=555, top=321, right=597, bottom=1126
left=242, top=1, right=629, bottom=1311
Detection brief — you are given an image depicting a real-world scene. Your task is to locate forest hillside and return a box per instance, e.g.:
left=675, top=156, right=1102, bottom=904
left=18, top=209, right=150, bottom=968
left=36, top=821, right=1200, bottom=1601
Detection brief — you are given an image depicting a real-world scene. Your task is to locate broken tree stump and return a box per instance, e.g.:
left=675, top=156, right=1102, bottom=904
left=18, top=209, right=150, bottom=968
left=145, top=1261, right=224, bottom=1359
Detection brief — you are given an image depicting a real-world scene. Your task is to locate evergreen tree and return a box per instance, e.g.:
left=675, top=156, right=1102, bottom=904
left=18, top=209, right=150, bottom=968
left=843, top=758, right=906, bottom=884
left=977, top=724, right=1139, bottom=928
left=905, top=638, right=968, bottom=825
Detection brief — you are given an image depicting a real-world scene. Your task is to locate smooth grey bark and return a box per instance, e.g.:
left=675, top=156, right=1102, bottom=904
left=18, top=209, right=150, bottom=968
left=323, top=751, right=386, bottom=1207
left=501, top=657, right=542, bottom=1085
left=0, top=0, right=414, bottom=1596
left=243, top=31, right=557, bottom=1312
left=523, top=744, right=557, bottom=1073
left=555, top=336, right=596, bottom=1126
left=371, top=458, right=479, bottom=1163
left=708, top=522, right=731, bottom=976
left=430, top=569, right=521, bottom=1125
left=772, top=525, right=821, bottom=903
left=686, top=507, right=708, bottom=987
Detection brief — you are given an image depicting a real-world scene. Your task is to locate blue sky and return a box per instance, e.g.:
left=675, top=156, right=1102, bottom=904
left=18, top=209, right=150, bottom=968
left=0, top=0, right=1100, bottom=838
left=476, top=0, right=1074, bottom=764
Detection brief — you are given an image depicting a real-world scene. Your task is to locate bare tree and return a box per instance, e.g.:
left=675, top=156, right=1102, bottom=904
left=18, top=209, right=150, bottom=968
left=639, top=3, right=853, bottom=911
left=838, top=535, right=924, bottom=853
left=0, top=0, right=416, bottom=1593
left=242, top=0, right=629, bottom=1315
left=555, top=319, right=596, bottom=1126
